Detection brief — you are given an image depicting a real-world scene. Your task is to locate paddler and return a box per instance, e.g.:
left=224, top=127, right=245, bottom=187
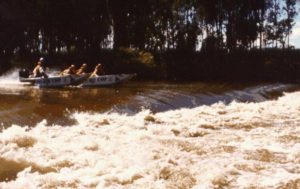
left=32, top=57, right=48, bottom=78
left=76, top=63, right=87, bottom=75
left=90, top=63, right=104, bottom=77
left=60, top=64, right=76, bottom=75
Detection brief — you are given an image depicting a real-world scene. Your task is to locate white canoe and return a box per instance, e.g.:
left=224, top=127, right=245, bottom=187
left=19, top=74, right=135, bottom=88
left=81, top=74, right=136, bottom=87
left=19, top=74, right=90, bottom=88
left=20, top=75, right=72, bottom=87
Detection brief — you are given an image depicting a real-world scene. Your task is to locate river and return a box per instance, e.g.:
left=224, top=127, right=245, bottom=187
left=0, top=69, right=299, bottom=188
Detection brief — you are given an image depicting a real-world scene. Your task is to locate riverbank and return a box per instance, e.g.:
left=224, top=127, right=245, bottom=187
left=2, top=48, right=300, bottom=82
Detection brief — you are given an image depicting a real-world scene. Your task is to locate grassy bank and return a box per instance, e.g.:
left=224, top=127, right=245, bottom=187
left=2, top=48, right=300, bottom=82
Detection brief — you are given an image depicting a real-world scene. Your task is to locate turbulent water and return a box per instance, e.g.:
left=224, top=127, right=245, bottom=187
left=0, top=70, right=299, bottom=188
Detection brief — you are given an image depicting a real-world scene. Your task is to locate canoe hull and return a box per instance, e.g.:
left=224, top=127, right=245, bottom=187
left=20, top=75, right=72, bottom=87
left=19, top=73, right=135, bottom=88
left=81, top=74, right=135, bottom=87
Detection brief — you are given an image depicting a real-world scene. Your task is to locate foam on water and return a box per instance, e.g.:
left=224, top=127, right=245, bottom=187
left=0, top=68, right=65, bottom=96
left=0, top=91, right=300, bottom=188
left=0, top=68, right=60, bottom=84
left=0, top=69, right=23, bottom=85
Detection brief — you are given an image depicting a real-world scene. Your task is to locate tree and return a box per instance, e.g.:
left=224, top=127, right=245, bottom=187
left=265, top=0, right=284, bottom=47
left=282, top=0, right=297, bottom=48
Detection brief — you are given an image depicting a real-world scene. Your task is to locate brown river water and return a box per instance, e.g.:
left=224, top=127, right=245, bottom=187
left=0, top=69, right=299, bottom=188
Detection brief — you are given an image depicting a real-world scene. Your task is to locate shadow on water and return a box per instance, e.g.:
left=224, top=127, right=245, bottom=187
left=0, top=85, right=139, bottom=127
left=0, top=79, right=299, bottom=127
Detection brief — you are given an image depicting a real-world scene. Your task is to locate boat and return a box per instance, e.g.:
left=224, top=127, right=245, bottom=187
left=70, top=74, right=91, bottom=85
left=81, top=74, right=136, bottom=87
left=19, top=69, right=91, bottom=87
left=20, top=75, right=72, bottom=87
left=19, top=69, right=135, bottom=87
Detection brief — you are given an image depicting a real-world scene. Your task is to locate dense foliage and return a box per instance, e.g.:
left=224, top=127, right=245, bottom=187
left=0, top=0, right=299, bottom=81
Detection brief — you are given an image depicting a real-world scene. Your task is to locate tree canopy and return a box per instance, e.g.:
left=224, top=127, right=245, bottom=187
left=0, top=0, right=299, bottom=57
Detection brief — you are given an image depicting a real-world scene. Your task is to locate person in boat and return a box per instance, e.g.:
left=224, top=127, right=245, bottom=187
left=32, top=57, right=48, bottom=78
left=60, top=64, right=76, bottom=75
left=76, top=63, right=87, bottom=75
left=90, top=63, right=104, bottom=77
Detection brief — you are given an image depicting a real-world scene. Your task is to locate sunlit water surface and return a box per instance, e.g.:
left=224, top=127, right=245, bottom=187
left=0, top=69, right=299, bottom=188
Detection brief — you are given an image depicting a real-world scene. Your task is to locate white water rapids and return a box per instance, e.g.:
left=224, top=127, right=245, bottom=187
left=0, top=89, right=299, bottom=188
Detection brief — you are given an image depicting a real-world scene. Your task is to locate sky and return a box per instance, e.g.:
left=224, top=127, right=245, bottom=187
left=284, top=2, right=300, bottom=48
left=290, top=15, right=300, bottom=48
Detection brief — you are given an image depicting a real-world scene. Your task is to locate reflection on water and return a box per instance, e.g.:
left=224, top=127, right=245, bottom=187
left=0, top=84, right=139, bottom=126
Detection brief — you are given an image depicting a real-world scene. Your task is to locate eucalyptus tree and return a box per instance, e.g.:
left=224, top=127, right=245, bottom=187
left=197, top=0, right=225, bottom=46
left=235, top=0, right=262, bottom=48
left=265, top=0, right=284, bottom=47
left=0, top=0, right=30, bottom=55
left=257, top=0, right=269, bottom=49
left=33, top=0, right=111, bottom=54
left=282, top=0, right=297, bottom=48
left=1, top=0, right=300, bottom=60
left=172, top=0, right=201, bottom=51
left=107, top=0, right=131, bottom=49
left=147, top=0, right=176, bottom=51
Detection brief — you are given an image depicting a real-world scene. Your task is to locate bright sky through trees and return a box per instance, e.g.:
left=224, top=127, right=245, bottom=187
left=291, top=17, right=300, bottom=47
